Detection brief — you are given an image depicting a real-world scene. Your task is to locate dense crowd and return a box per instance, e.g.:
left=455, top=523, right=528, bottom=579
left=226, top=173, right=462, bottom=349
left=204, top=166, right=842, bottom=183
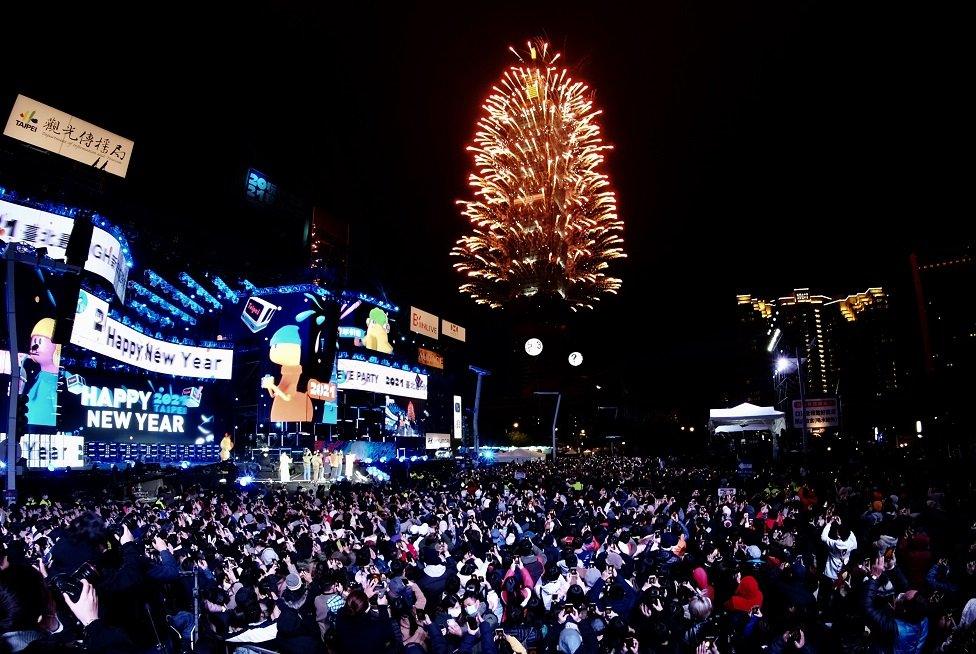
left=0, top=455, right=973, bottom=654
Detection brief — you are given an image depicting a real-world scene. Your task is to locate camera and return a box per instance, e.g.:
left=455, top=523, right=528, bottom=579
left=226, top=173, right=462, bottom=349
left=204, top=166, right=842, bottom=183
left=108, top=514, right=140, bottom=539
left=48, top=561, right=100, bottom=603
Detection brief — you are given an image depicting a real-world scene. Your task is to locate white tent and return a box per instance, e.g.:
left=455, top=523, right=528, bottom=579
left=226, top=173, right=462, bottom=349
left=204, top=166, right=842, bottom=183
left=493, top=448, right=546, bottom=463
left=708, top=403, right=786, bottom=456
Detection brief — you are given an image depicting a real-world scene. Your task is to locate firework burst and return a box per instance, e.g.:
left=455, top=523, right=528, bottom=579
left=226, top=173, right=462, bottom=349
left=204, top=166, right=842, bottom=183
left=451, top=39, right=625, bottom=311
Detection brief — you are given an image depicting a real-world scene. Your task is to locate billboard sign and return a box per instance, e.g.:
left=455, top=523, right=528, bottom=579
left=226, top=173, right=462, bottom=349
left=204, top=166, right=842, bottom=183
left=244, top=168, right=278, bottom=205
left=453, top=395, right=463, bottom=440
left=417, top=347, right=444, bottom=370
left=3, top=95, right=133, bottom=177
left=410, top=306, right=439, bottom=339
left=71, top=289, right=234, bottom=379
left=336, top=358, right=428, bottom=400
left=792, top=398, right=839, bottom=430
left=0, top=200, right=130, bottom=300
left=426, top=432, right=450, bottom=450
left=442, top=319, right=466, bottom=342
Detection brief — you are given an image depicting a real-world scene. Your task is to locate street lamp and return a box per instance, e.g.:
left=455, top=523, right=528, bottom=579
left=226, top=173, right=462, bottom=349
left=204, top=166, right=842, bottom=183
left=513, top=422, right=519, bottom=429
left=534, top=391, right=562, bottom=461
left=468, top=365, right=491, bottom=458
left=773, top=337, right=817, bottom=453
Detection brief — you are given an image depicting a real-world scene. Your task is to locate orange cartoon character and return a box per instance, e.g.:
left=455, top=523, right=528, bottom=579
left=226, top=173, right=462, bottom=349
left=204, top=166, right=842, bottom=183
left=261, top=325, right=313, bottom=422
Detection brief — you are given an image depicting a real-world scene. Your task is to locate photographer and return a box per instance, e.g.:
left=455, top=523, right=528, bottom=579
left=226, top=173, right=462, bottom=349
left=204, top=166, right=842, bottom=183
left=47, top=514, right=150, bottom=645
left=0, top=568, right=132, bottom=654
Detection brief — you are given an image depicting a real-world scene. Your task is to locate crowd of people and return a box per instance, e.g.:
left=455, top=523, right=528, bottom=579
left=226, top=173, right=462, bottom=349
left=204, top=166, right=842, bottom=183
left=0, top=454, right=973, bottom=654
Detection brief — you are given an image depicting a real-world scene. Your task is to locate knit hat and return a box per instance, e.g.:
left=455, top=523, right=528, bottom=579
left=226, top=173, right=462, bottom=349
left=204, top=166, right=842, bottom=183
left=584, top=567, right=602, bottom=587
left=746, top=545, right=762, bottom=560
left=285, top=573, right=302, bottom=591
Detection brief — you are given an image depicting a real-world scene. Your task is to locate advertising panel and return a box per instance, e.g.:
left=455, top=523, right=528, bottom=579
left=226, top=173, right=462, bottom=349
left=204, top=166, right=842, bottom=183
left=417, top=347, right=444, bottom=370
left=792, top=398, right=839, bottom=430
left=453, top=395, right=463, bottom=440
left=336, top=359, right=428, bottom=400
left=3, top=94, right=133, bottom=177
left=410, top=306, right=439, bottom=340
left=58, top=371, right=216, bottom=444
left=71, top=289, right=234, bottom=379
left=442, top=319, right=466, bottom=342
left=426, top=432, right=451, bottom=450
left=0, top=200, right=130, bottom=300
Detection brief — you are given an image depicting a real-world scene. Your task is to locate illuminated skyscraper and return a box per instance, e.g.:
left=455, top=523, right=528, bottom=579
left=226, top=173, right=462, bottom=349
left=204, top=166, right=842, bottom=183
left=735, top=287, right=896, bottom=438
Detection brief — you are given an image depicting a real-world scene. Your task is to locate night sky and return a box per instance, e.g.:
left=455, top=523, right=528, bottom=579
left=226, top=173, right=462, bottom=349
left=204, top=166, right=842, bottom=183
left=1, top=3, right=963, bottom=415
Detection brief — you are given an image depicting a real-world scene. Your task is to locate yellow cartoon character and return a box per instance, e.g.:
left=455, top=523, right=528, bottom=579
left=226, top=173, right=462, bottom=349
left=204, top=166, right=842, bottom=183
left=261, top=325, right=313, bottom=422
left=363, top=307, right=393, bottom=354
left=219, top=433, right=234, bottom=461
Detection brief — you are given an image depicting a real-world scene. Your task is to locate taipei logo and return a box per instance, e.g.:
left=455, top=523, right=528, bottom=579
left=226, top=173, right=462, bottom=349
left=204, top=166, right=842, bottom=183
left=15, top=110, right=38, bottom=133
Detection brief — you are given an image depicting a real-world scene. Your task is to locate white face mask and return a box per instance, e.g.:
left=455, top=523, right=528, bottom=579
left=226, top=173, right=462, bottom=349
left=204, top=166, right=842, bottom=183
left=465, top=604, right=479, bottom=617
left=448, top=607, right=462, bottom=618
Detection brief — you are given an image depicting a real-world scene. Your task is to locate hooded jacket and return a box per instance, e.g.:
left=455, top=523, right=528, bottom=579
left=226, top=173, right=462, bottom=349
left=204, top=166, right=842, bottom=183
left=821, top=523, right=858, bottom=580
left=692, top=567, right=715, bottom=601
left=725, top=576, right=764, bottom=613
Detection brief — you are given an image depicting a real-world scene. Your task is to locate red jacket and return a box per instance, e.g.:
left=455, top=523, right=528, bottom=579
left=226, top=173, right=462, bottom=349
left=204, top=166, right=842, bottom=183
left=725, top=576, right=764, bottom=612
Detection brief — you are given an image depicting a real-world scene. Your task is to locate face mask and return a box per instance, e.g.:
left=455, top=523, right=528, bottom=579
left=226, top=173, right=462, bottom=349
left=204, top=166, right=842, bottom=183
left=448, top=607, right=462, bottom=618
left=465, top=604, right=479, bottom=617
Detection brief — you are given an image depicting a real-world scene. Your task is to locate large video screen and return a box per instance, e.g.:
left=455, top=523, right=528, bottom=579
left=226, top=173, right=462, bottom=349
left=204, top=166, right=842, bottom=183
left=382, top=395, right=425, bottom=437
left=224, top=291, right=337, bottom=425
left=58, top=371, right=217, bottom=444
left=0, top=261, right=65, bottom=431
left=338, top=298, right=398, bottom=356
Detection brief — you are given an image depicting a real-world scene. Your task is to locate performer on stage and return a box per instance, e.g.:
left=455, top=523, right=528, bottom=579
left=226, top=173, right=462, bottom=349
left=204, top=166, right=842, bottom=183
left=344, top=451, right=356, bottom=480
left=330, top=449, right=342, bottom=480
left=311, top=449, right=323, bottom=483
left=219, top=433, right=234, bottom=461
left=302, top=448, right=312, bottom=481
left=279, top=450, right=292, bottom=483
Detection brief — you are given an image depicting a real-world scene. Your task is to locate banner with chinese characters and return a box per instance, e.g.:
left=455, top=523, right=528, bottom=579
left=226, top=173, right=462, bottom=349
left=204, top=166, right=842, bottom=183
left=0, top=199, right=129, bottom=301
left=453, top=395, right=463, bottom=439
left=442, top=319, right=466, bottom=342
left=417, top=347, right=444, bottom=370
left=336, top=358, right=428, bottom=400
left=3, top=95, right=133, bottom=178
left=791, top=398, right=839, bottom=430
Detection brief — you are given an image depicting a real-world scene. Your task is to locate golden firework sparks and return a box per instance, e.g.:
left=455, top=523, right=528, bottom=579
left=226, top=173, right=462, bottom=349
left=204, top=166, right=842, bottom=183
left=451, top=39, right=625, bottom=311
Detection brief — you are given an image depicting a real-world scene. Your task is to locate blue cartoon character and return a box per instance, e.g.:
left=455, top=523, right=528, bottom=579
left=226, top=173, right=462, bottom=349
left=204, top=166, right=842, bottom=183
left=261, top=325, right=313, bottom=422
